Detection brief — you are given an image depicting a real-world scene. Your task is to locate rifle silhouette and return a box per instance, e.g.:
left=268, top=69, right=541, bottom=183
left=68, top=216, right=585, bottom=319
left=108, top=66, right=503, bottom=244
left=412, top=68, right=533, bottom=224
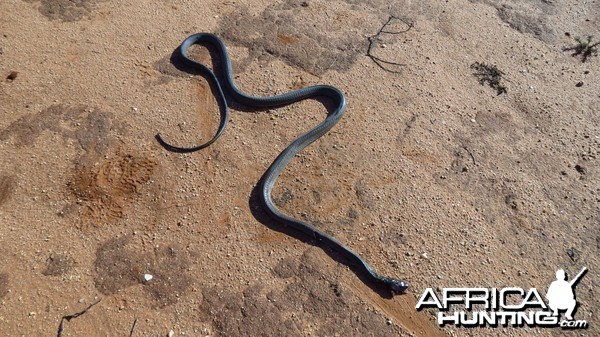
left=569, top=267, right=587, bottom=287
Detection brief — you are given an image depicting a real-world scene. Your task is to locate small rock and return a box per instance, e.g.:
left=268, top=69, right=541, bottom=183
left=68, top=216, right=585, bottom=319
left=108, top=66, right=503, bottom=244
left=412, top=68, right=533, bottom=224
left=6, top=71, right=18, bottom=81
left=168, top=330, right=175, bottom=337
left=143, top=273, right=153, bottom=282
left=421, top=252, right=428, bottom=259
left=575, top=82, right=583, bottom=87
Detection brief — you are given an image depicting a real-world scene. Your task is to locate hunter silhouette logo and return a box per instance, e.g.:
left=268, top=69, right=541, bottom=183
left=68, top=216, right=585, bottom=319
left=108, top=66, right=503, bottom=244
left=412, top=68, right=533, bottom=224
left=546, top=267, right=587, bottom=321
left=415, top=266, right=589, bottom=329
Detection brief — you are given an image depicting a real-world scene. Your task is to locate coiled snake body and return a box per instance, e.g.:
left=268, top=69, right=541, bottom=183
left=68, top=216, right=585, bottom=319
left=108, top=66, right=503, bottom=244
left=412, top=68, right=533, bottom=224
left=157, top=33, right=408, bottom=295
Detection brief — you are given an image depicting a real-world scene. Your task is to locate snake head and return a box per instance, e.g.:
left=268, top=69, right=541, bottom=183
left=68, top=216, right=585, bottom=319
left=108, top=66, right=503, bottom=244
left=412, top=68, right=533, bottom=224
left=388, top=279, right=409, bottom=294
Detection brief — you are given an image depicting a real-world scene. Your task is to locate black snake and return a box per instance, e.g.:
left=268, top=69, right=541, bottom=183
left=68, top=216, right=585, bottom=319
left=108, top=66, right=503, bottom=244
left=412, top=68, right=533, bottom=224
left=156, top=33, right=409, bottom=295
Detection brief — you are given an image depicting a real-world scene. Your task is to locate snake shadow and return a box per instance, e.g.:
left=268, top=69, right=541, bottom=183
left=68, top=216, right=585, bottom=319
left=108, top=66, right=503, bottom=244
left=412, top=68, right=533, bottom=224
left=249, top=181, right=396, bottom=299
left=156, top=43, right=265, bottom=153
left=168, top=43, right=266, bottom=112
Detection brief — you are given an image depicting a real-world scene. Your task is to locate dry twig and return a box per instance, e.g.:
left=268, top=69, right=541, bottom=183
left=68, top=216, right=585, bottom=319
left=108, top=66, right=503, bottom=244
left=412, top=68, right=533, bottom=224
left=367, top=16, right=413, bottom=73
left=129, top=318, right=139, bottom=337
left=56, top=299, right=102, bottom=337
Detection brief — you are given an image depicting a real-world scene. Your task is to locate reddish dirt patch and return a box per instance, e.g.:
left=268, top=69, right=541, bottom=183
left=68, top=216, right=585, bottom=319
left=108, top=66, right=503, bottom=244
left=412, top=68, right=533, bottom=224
left=68, top=151, right=158, bottom=224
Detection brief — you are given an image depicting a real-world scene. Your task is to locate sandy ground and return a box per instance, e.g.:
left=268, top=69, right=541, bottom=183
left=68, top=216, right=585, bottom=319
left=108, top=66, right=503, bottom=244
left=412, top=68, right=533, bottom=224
left=0, top=0, right=598, bottom=336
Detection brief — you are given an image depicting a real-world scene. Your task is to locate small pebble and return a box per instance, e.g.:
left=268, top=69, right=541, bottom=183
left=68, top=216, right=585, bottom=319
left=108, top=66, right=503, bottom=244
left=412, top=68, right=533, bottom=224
left=168, top=330, right=175, bottom=337
left=421, top=252, right=428, bottom=259
left=143, top=273, right=153, bottom=282
left=6, top=71, right=18, bottom=81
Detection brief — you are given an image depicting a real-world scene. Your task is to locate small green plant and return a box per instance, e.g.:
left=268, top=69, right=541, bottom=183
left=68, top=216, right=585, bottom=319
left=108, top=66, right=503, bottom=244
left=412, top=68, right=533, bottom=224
left=563, top=35, right=600, bottom=63
left=470, top=62, right=507, bottom=95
